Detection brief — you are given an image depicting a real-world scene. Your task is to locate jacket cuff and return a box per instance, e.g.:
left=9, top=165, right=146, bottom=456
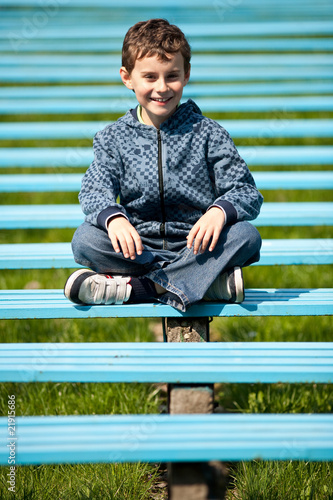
left=97, top=207, right=128, bottom=231
left=209, top=200, right=237, bottom=225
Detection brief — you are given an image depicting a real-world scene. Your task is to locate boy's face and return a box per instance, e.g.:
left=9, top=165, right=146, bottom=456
left=120, top=52, right=190, bottom=128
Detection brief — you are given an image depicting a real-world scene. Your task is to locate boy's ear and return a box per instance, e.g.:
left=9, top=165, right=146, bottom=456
left=120, top=67, right=134, bottom=90
left=184, top=64, right=191, bottom=86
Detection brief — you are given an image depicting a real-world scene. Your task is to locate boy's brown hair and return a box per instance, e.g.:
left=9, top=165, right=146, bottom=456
left=122, top=19, right=191, bottom=74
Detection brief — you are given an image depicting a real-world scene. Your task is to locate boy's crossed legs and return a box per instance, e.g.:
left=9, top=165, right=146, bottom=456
left=65, top=221, right=261, bottom=312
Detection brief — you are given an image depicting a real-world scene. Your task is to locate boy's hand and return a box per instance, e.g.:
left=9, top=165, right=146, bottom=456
left=107, top=216, right=143, bottom=260
left=187, top=207, right=225, bottom=255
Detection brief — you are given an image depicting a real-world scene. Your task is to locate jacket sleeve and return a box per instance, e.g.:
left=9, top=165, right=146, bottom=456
left=79, top=128, right=128, bottom=229
left=207, top=124, right=263, bottom=224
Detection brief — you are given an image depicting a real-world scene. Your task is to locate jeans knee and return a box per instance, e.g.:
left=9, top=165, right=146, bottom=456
left=71, top=223, right=100, bottom=265
left=231, top=221, right=261, bottom=249
left=245, top=222, right=262, bottom=252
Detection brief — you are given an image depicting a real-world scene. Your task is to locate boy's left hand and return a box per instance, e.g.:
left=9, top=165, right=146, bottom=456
left=186, top=207, right=225, bottom=255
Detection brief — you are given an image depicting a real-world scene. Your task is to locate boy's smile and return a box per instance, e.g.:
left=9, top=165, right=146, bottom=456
left=120, top=52, right=190, bottom=128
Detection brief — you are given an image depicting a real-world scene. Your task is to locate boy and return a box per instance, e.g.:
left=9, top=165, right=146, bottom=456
left=64, top=19, right=263, bottom=312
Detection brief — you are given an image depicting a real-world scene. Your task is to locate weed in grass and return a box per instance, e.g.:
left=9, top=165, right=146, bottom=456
left=227, top=461, right=333, bottom=500
left=216, top=383, right=332, bottom=415
left=0, top=462, right=164, bottom=500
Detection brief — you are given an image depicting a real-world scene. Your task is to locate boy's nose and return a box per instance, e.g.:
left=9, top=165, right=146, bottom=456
left=156, top=78, right=168, bottom=93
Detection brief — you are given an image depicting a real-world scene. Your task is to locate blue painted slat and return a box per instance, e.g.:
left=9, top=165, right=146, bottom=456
left=0, top=0, right=330, bottom=6
left=0, top=203, right=332, bottom=229
left=0, top=239, right=332, bottom=269
left=1, top=38, right=332, bottom=52
left=1, top=119, right=332, bottom=139
left=0, top=174, right=82, bottom=192
left=3, top=82, right=332, bottom=100
left=1, top=2, right=331, bottom=21
left=1, top=67, right=332, bottom=83
left=254, top=172, right=333, bottom=190
left=1, top=342, right=332, bottom=384
left=259, top=239, right=333, bottom=266
left=0, top=413, right=332, bottom=465
left=1, top=96, right=332, bottom=114
left=0, top=288, right=332, bottom=319
left=1, top=13, right=332, bottom=27
left=1, top=21, right=333, bottom=38
left=2, top=54, right=332, bottom=66
left=1, top=171, right=332, bottom=193
left=0, top=146, right=331, bottom=167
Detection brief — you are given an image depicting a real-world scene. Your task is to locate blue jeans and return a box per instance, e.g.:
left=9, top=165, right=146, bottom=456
left=71, top=221, right=261, bottom=311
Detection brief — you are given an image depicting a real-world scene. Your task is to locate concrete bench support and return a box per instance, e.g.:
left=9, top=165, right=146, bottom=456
left=166, top=317, right=225, bottom=499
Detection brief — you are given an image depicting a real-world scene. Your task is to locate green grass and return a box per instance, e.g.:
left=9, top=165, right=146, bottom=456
left=0, top=462, right=164, bottom=500
left=227, top=461, right=333, bottom=500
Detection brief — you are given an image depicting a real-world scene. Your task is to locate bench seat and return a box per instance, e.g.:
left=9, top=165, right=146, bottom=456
left=3, top=53, right=332, bottom=67
left=1, top=239, right=332, bottom=269
left=2, top=66, right=333, bottom=84
left=2, top=85, right=333, bottom=102
left=0, top=413, right=332, bottom=465
left=1, top=203, right=332, bottom=229
left=1, top=342, right=332, bottom=384
left=2, top=38, right=332, bottom=53
left=1, top=288, right=332, bottom=320
left=2, top=171, right=333, bottom=192
left=1, top=145, right=332, bottom=167
left=1, top=18, right=332, bottom=37
left=1, top=96, right=333, bottom=113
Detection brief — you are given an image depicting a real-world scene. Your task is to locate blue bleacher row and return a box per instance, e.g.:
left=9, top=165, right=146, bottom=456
left=0, top=2, right=332, bottom=477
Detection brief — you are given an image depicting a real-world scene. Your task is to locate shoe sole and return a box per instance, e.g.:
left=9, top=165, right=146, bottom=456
left=232, top=266, right=244, bottom=303
left=64, top=269, right=95, bottom=304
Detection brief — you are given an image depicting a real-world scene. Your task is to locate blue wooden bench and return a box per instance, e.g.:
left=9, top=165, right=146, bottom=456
left=1, top=342, right=332, bottom=384
left=1, top=239, right=333, bottom=269
left=1, top=118, right=333, bottom=139
left=1, top=414, right=332, bottom=466
left=1, top=96, right=333, bottom=114
left=0, top=341, right=333, bottom=467
left=1, top=1, right=332, bottom=496
left=2, top=84, right=333, bottom=101
left=1, top=202, right=333, bottom=229
left=1, top=288, right=332, bottom=320
left=1, top=171, right=333, bottom=192
left=1, top=146, right=333, bottom=167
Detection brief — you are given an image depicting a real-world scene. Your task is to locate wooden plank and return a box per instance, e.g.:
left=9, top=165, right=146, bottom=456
left=1, top=146, right=332, bottom=167
left=1, top=20, right=333, bottom=37
left=1, top=96, right=332, bottom=114
left=3, top=54, right=332, bottom=66
left=0, top=413, right=332, bottom=465
left=0, top=288, right=332, bottom=319
left=1, top=67, right=332, bottom=83
left=2, top=171, right=333, bottom=192
left=1, top=203, right=332, bottom=229
left=0, top=239, right=332, bottom=269
left=3, top=83, right=332, bottom=100
left=1, top=342, right=332, bottom=384
left=1, top=38, right=332, bottom=52
left=1, top=119, right=332, bottom=140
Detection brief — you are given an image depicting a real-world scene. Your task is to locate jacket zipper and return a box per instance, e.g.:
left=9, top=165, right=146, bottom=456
left=157, top=129, right=166, bottom=240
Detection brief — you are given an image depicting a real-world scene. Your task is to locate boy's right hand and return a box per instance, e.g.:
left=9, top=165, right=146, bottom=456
left=107, top=216, right=143, bottom=260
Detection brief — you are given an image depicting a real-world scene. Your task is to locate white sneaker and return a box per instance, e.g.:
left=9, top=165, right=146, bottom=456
left=64, top=269, right=132, bottom=305
left=203, top=267, right=244, bottom=303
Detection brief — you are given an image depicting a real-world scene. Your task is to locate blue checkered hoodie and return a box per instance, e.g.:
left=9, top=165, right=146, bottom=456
left=79, top=99, right=263, bottom=238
